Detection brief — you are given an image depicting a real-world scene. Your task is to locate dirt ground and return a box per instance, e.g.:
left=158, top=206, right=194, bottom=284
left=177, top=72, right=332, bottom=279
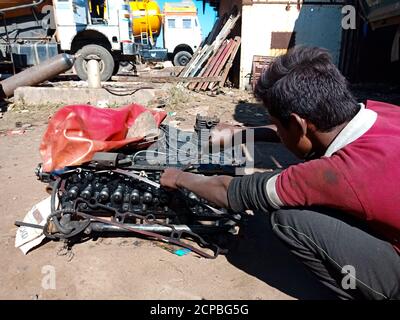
left=0, top=85, right=344, bottom=300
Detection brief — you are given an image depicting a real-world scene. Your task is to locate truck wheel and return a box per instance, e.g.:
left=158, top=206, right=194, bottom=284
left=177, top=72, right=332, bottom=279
left=173, top=51, right=192, bottom=66
left=75, top=44, right=115, bottom=81
left=112, top=60, right=120, bottom=76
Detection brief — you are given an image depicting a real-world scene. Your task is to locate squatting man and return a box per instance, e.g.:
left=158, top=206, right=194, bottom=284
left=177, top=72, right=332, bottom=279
left=160, top=46, right=400, bottom=300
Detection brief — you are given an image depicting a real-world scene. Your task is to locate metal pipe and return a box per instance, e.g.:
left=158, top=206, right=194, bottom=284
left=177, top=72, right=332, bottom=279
left=0, top=53, right=75, bottom=98
left=89, top=222, right=230, bottom=234
left=0, top=0, right=46, bottom=14
left=90, top=223, right=193, bottom=233
left=87, top=59, right=101, bottom=88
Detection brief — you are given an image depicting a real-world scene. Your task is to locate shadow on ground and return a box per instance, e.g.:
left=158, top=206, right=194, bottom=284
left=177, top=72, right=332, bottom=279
left=225, top=213, right=337, bottom=300
left=233, top=102, right=270, bottom=127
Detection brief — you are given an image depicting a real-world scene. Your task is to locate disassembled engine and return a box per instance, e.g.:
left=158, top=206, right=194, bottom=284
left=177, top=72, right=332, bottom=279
left=31, top=116, right=245, bottom=258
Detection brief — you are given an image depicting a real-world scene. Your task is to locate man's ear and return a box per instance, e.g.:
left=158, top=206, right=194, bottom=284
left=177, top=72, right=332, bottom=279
left=289, top=113, right=308, bottom=136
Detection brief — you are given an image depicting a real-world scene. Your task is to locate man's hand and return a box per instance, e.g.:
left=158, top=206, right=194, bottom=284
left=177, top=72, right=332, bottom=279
left=160, top=168, right=184, bottom=189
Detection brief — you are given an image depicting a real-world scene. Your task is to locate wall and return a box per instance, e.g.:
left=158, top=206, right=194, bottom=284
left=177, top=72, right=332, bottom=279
left=238, top=2, right=343, bottom=89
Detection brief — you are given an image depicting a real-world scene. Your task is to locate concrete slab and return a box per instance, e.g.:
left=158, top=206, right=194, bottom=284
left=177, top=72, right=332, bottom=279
left=13, top=86, right=160, bottom=107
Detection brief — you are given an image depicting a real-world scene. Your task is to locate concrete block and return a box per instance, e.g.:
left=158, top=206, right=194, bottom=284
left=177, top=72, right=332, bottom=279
left=14, top=86, right=159, bottom=108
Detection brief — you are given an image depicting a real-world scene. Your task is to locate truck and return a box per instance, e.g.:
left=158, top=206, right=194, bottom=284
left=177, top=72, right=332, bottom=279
left=130, top=0, right=202, bottom=66
left=163, top=1, right=202, bottom=66
left=0, top=0, right=203, bottom=81
left=0, top=0, right=139, bottom=81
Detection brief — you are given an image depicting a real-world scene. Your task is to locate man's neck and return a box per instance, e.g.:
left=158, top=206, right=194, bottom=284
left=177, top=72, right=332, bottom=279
left=310, top=122, right=349, bottom=157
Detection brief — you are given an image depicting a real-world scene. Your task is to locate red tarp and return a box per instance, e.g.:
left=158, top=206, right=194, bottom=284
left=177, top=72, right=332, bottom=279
left=40, top=104, right=166, bottom=172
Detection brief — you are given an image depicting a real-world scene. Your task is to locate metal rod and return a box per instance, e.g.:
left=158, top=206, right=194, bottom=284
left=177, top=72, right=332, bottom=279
left=89, top=222, right=228, bottom=234
left=15, top=221, right=44, bottom=230
left=90, top=223, right=193, bottom=233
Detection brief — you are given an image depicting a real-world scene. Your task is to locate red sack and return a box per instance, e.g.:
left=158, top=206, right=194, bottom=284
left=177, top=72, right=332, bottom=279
left=40, top=104, right=166, bottom=172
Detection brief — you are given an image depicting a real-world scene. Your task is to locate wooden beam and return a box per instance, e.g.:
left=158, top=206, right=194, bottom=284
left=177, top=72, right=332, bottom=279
left=206, top=39, right=238, bottom=91
left=112, top=76, right=223, bottom=83
left=192, top=40, right=229, bottom=91
left=200, top=39, right=235, bottom=91
left=215, top=36, right=242, bottom=90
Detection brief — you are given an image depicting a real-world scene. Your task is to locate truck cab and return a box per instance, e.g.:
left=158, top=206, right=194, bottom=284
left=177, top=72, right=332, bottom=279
left=55, top=0, right=138, bottom=80
left=163, top=1, right=202, bottom=66
left=0, top=0, right=139, bottom=81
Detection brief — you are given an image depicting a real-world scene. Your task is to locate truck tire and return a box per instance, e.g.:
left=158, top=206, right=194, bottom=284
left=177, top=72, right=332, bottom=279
left=173, top=50, right=192, bottom=67
left=75, top=44, right=115, bottom=81
left=112, top=60, right=120, bottom=76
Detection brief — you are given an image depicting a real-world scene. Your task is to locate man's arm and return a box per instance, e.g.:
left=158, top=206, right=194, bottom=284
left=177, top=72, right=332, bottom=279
left=160, top=168, right=233, bottom=208
left=160, top=168, right=280, bottom=213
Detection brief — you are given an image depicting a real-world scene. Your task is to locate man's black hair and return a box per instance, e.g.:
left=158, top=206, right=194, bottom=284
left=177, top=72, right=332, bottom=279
left=254, top=46, right=359, bottom=132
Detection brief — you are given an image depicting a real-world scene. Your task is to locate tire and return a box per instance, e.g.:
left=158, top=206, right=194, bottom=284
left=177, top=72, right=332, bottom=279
left=74, top=44, right=115, bottom=81
left=173, top=50, right=192, bottom=67
left=112, top=60, right=120, bottom=76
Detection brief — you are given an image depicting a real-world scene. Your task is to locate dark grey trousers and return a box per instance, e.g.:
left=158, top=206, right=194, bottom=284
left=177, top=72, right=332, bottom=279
left=270, top=208, right=400, bottom=300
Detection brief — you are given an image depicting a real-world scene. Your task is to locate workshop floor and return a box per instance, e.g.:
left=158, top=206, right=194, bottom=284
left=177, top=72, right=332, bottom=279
left=0, top=87, right=338, bottom=300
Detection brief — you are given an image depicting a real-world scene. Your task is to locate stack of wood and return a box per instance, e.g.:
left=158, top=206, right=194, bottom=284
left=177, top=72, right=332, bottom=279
left=250, top=55, right=275, bottom=91
left=179, top=9, right=241, bottom=92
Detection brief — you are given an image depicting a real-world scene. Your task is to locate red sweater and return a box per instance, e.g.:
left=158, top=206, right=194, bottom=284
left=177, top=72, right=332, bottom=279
left=274, top=100, right=400, bottom=253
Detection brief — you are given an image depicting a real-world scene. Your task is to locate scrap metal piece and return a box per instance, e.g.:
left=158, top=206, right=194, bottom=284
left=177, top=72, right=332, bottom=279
left=90, top=152, right=121, bottom=168
left=114, top=168, right=161, bottom=189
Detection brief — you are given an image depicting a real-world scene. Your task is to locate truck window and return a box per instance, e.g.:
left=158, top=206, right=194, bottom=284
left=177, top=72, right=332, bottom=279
left=167, top=19, right=176, bottom=28
left=183, top=19, right=192, bottom=29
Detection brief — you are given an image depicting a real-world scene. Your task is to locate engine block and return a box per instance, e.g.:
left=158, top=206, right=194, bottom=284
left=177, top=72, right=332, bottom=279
left=33, top=121, right=246, bottom=258
left=60, top=168, right=235, bottom=228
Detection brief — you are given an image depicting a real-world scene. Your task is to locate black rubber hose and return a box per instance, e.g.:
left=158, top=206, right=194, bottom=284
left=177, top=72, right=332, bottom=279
left=49, top=177, right=74, bottom=235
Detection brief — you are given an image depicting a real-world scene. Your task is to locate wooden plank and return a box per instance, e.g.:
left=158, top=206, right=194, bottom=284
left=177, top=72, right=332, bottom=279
left=175, top=66, right=185, bottom=77
left=181, top=10, right=241, bottom=79
left=179, top=44, right=209, bottom=80
left=192, top=41, right=226, bottom=91
left=188, top=42, right=228, bottom=90
left=203, top=13, right=226, bottom=46
left=200, top=40, right=234, bottom=91
left=195, top=12, right=240, bottom=76
left=192, top=40, right=229, bottom=91
left=187, top=45, right=215, bottom=78
left=112, top=76, right=223, bottom=83
left=179, top=46, right=203, bottom=78
left=215, top=37, right=242, bottom=90
left=206, top=39, right=238, bottom=91
left=192, top=12, right=240, bottom=78
left=250, top=55, right=274, bottom=91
